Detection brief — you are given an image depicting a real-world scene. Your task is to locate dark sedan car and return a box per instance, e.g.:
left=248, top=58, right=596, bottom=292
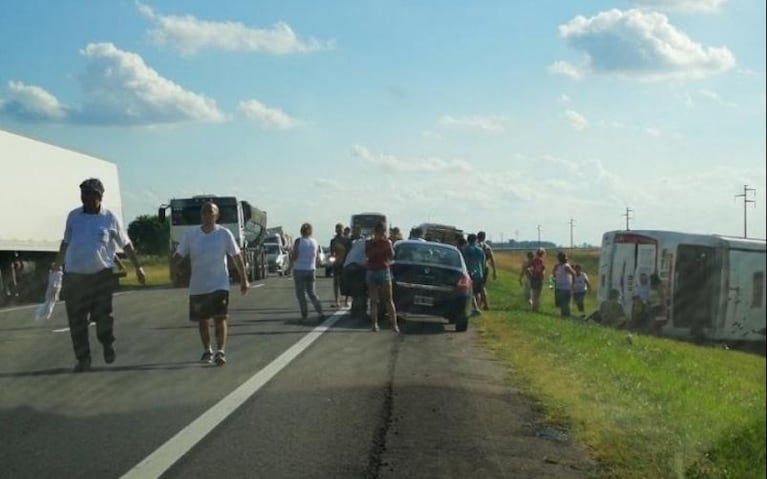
left=391, top=239, right=473, bottom=331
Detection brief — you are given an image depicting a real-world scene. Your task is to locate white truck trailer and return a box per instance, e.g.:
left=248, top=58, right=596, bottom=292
left=597, top=230, right=766, bottom=347
left=158, top=195, right=268, bottom=286
left=0, top=129, right=123, bottom=305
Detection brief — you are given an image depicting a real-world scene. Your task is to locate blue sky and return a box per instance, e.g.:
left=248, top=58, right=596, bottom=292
left=1, top=0, right=765, bottom=245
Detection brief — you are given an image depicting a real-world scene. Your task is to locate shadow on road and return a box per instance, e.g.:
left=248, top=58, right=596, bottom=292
left=0, top=360, right=202, bottom=378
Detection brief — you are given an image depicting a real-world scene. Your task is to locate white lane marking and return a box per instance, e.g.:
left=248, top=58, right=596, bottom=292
left=53, top=323, right=96, bottom=333
left=120, top=308, right=348, bottom=479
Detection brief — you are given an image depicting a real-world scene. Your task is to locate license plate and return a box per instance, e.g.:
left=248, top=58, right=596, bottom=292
left=413, top=295, right=433, bottom=306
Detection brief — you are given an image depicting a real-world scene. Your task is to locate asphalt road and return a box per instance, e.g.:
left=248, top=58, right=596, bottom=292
left=0, top=275, right=595, bottom=479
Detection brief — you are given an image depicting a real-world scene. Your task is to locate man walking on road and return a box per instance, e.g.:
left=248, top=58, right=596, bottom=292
left=175, top=202, right=249, bottom=366
left=55, top=178, right=146, bottom=372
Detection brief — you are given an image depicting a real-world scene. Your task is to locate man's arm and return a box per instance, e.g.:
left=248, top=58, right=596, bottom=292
left=488, top=249, right=497, bottom=280
left=123, top=243, right=146, bottom=285
left=233, top=252, right=249, bottom=294
left=54, top=241, right=68, bottom=271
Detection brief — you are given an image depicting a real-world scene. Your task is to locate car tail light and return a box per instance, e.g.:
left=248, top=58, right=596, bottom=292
left=456, top=274, right=472, bottom=295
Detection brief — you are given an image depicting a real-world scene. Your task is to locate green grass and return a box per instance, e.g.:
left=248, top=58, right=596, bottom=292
left=119, top=255, right=171, bottom=287
left=477, top=250, right=766, bottom=478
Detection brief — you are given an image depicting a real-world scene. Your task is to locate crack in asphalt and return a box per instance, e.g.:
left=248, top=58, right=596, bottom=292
left=364, top=335, right=402, bottom=479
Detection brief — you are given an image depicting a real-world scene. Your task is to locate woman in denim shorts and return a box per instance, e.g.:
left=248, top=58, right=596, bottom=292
left=365, top=221, right=399, bottom=332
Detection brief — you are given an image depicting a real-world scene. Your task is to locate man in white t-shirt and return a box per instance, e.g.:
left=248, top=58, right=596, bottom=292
left=175, top=202, right=249, bottom=366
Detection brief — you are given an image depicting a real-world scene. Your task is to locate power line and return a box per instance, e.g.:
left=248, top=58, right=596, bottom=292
left=735, top=184, right=756, bottom=238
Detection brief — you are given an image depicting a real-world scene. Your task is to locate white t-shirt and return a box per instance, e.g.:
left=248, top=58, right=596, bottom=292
left=293, top=237, right=318, bottom=271
left=554, top=263, right=574, bottom=290
left=63, top=207, right=130, bottom=274
left=176, top=225, right=241, bottom=295
left=573, top=273, right=589, bottom=293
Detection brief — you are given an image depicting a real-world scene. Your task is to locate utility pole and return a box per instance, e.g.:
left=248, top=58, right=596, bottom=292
left=536, top=224, right=542, bottom=247
left=515, top=230, right=519, bottom=241
left=569, top=218, right=576, bottom=251
left=735, top=184, right=756, bottom=238
left=622, top=208, right=633, bottom=231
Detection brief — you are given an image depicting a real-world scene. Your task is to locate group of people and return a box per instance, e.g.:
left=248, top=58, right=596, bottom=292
left=518, top=248, right=591, bottom=319
left=598, top=272, right=667, bottom=334
left=57, top=176, right=665, bottom=374
left=456, top=231, right=497, bottom=314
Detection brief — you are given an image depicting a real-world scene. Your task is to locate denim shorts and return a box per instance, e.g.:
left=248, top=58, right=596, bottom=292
left=366, top=269, right=391, bottom=285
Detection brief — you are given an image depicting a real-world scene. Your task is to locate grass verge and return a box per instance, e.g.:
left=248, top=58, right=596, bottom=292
left=476, top=250, right=766, bottom=478
left=119, top=255, right=171, bottom=287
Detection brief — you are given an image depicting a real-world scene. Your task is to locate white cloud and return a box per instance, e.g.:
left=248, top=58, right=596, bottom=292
left=238, top=99, right=301, bottom=130
left=313, top=178, right=341, bottom=190
left=558, top=94, right=572, bottom=104
left=549, top=61, right=584, bottom=80
left=645, top=127, right=661, bottom=136
left=699, top=89, right=737, bottom=107
left=563, top=109, right=589, bottom=130
left=2, top=43, right=226, bottom=125
left=633, top=0, right=726, bottom=13
left=556, top=9, right=735, bottom=81
left=438, top=114, right=508, bottom=132
left=77, top=43, right=225, bottom=125
left=351, top=145, right=473, bottom=174
left=0, top=81, right=68, bottom=121
left=137, top=1, right=334, bottom=56
left=421, top=130, right=443, bottom=140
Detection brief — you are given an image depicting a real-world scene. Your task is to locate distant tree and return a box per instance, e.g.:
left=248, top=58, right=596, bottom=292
left=128, top=215, right=169, bottom=256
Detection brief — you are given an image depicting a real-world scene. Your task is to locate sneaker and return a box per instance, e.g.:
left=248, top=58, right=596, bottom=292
left=214, top=351, right=226, bottom=366
left=200, top=350, right=213, bottom=364
left=103, top=344, right=116, bottom=364
left=73, top=357, right=91, bottom=373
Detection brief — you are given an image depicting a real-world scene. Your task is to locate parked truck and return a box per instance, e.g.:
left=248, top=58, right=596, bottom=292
left=158, top=195, right=268, bottom=286
left=597, top=229, right=766, bottom=347
left=265, top=226, right=293, bottom=250
left=0, top=128, right=124, bottom=305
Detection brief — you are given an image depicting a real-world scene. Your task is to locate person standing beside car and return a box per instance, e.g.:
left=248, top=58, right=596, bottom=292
left=289, top=223, right=325, bottom=323
left=329, top=223, right=352, bottom=308
left=463, top=234, right=486, bottom=315
left=54, top=178, right=146, bottom=373
left=476, top=231, right=496, bottom=310
left=343, top=226, right=368, bottom=320
left=175, top=201, right=249, bottom=366
left=365, top=221, right=399, bottom=332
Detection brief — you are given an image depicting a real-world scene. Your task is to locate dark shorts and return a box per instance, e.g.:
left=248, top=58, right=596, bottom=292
left=189, top=290, right=229, bottom=322
left=530, top=277, right=543, bottom=291
left=471, top=275, right=484, bottom=295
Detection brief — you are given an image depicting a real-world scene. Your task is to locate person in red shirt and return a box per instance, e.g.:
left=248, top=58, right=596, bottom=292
left=365, top=221, right=399, bottom=332
left=527, top=248, right=547, bottom=312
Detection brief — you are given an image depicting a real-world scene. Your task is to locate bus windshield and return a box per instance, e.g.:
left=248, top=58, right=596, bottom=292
left=351, top=213, right=386, bottom=236
left=171, top=199, right=239, bottom=226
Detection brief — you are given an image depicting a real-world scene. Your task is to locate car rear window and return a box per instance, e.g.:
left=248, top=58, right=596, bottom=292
left=395, top=243, right=462, bottom=268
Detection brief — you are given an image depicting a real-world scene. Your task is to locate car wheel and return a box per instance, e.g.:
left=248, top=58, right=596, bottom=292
left=455, top=313, right=469, bottom=332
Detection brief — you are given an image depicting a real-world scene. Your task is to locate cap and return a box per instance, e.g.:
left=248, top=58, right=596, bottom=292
left=79, top=178, right=104, bottom=195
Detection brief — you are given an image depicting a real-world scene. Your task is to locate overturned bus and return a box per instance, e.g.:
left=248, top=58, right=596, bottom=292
left=597, top=230, right=765, bottom=346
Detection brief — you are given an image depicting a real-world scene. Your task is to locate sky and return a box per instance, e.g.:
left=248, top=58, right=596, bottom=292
left=1, top=0, right=765, bottom=246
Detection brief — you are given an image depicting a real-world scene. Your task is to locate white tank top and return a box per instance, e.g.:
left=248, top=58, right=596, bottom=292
left=293, top=237, right=318, bottom=271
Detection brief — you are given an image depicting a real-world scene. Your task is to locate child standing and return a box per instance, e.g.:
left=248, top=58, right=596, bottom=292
left=572, top=264, right=591, bottom=316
